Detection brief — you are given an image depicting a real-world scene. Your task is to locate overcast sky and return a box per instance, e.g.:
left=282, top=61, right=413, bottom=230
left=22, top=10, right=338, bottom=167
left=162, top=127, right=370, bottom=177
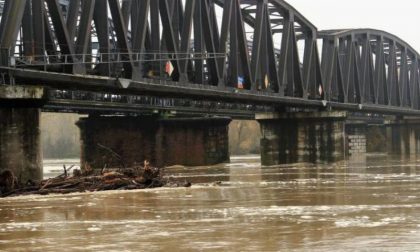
left=290, top=0, right=420, bottom=52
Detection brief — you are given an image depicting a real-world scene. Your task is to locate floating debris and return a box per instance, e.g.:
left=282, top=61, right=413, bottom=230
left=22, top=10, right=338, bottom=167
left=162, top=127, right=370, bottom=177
left=1, top=163, right=191, bottom=198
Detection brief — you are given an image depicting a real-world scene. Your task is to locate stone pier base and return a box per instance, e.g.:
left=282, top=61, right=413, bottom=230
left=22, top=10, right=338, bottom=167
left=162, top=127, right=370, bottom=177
left=345, top=124, right=367, bottom=156
left=0, top=85, right=45, bottom=182
left=257, top=112, right=346, bottom=165
left=366, top=125, right=387, bottom=153
left=386, top=119, right=420, bottom=155
left=344, top=118, right=420, bottom=156
left=77, top=116, right=231, bottom=168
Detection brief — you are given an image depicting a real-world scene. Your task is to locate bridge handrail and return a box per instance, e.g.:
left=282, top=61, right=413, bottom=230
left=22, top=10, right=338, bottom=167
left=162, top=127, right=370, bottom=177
left=6, top=51, right=228, bottom=68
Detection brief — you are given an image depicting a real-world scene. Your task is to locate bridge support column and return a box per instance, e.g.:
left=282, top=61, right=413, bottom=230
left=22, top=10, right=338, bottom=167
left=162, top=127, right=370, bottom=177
left=386, top=118, right=420, bottom=156
left=0, top=85, right=45, bottom=183
left=365, top=125, right=387, bottom=153
left=77, top=116, right=231, bottom=168
left=256, top=112, right=346, bottom=165
left=345, top=124, right=367, bottom=156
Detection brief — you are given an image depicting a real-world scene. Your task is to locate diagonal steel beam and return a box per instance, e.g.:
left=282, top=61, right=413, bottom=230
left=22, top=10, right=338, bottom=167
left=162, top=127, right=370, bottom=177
left=251, top=0, right=266, bottom=90
left=0, top=0, right=27, bottom=66
left=159, top=0, right=181, bottom=81
left=67, top=0, right=81, bottom=40
left=22, top=0, right=34, bottom=57
left=200, top=0, right=221, bottom=86
left=179, top=0, right=195, bottom=81
left=93, top=0, right=110, bottom=76
left=234, top=0, right=252, bottom=90
left=108, top=0, right=137, bottom=79
left=44, top=0, right=75, bottom=56
left=217, top=0, right=233, bottom=84
left=76, top=0, right=95, bottom=56
left=132, top=0, right=150, bottom=75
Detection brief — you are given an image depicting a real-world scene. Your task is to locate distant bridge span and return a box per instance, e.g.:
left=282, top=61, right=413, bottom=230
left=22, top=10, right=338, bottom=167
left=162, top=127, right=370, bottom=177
left=0, top=0, right=419, bottom=116
left=319, top=29, right=420, bottom=110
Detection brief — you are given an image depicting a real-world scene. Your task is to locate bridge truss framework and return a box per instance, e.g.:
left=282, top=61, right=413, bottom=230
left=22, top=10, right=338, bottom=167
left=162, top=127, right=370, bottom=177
left=0, top=0, right=419, bottom=116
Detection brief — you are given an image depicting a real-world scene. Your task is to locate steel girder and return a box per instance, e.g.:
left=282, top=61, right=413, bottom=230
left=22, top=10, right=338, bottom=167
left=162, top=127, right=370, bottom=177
left=319, top=29, right=420, bottom=110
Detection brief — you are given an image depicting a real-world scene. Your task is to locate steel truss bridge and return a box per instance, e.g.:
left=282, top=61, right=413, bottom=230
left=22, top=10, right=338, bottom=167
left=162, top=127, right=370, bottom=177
left=0, top=0, right=419, bottom=118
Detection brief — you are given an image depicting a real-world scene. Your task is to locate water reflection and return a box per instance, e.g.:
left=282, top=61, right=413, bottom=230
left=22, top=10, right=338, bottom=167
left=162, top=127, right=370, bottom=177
left=1, top=155, right=420, bottom=251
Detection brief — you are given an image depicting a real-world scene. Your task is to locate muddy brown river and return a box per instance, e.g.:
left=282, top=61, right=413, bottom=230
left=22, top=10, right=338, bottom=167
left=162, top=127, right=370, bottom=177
left=1, top=155, right=420, bottom=251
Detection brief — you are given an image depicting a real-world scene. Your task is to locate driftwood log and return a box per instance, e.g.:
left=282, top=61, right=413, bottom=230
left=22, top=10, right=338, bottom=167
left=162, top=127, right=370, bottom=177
left=1, top=145, right=192, bottom=198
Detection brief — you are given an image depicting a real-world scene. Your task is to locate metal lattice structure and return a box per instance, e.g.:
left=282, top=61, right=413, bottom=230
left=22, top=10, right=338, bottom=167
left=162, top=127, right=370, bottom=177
left=0, top=0, right=419, bottom=116
left=319, top=29, right=420, bottom=110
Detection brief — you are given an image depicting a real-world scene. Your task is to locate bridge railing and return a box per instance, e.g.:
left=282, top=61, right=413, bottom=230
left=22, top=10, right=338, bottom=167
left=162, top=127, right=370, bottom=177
left=8, top=51, right=226, bottom=71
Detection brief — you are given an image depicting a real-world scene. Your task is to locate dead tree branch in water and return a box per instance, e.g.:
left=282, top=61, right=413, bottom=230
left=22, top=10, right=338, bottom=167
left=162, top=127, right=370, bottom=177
left=1, top=165, right=168, bottom=198
left=97, top=143, right=127, bottom=169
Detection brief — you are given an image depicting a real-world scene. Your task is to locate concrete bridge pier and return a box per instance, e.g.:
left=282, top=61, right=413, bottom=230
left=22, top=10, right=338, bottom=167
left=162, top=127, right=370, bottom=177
left=0, top=85, right=45, bottom=183
left=385, top=118, right=420, bottom=156
left=77, top=116, right=231, bottom=168
left=344, top=118, right=420, bottom=157
left=345, top=123, right=368, bottom=156
left=344, top=123, right=370, bottom=165
left=257, top=112, right=347, bottom=166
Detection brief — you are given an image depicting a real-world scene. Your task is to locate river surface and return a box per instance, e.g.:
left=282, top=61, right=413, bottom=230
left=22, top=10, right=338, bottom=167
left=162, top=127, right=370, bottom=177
left=1, top=155, right=420, bottom=251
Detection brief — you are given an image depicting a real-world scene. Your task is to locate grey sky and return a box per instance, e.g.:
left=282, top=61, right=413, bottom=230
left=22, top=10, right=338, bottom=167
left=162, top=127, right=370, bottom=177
left=290, top=0, right=420, bottom=52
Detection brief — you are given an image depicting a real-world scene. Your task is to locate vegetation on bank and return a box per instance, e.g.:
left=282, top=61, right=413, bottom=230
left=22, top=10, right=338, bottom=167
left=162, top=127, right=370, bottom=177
left=229, top=120, right=261, bottom=155
left=41, top=113, right=81, bottom=159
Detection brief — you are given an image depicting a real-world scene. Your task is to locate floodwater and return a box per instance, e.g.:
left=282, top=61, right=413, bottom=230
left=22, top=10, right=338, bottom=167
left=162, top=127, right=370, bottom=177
left=1, top=155, right=420, bottom=251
